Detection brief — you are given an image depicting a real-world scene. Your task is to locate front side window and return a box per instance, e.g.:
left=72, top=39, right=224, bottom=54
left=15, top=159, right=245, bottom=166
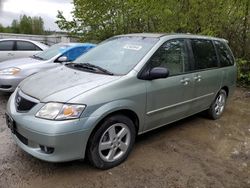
left=0, top=41, right=14, bottom=51
left=191, top=39, right=218, bottom=70
left=148, top=39, right=188, bottom=76
left=16, top=41, right=40, bottom=51
left=214, top=41, right=234, bottom=67
left=74, top=37, right=159, bottom=75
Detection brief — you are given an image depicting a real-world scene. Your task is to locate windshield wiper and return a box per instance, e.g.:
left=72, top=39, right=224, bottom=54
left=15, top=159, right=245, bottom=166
left=32, top=55, right=44, bottom=60
left=66, top=63, right=114, bottom=75
left=83, top=63, right=114, bottom=75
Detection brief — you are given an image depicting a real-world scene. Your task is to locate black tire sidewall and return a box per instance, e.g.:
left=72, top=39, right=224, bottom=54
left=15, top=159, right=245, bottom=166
left=87, top=114, right=136, bottom=169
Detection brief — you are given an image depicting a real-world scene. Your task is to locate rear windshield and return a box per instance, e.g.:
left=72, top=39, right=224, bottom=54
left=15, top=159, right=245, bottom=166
left=74, top=36, right=159, bottom=75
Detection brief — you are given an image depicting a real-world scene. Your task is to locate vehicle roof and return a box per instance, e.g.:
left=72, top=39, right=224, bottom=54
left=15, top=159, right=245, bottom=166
left=117, top=33, right=166, bottom=38
left=0, top=38, right=48, bottom=44
left=117, top=33, right=227, bottom=42
left=0, top=38, right=41, bottom=42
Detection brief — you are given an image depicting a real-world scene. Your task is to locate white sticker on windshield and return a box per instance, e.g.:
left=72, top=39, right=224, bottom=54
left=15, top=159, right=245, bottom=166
left=123, top=44, right=142, bottom=51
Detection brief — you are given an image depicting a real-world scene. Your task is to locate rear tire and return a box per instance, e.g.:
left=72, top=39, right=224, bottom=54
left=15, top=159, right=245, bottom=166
left=87, top=114, right=136, bottom=169
left=207, top=89, right=227, bottom=120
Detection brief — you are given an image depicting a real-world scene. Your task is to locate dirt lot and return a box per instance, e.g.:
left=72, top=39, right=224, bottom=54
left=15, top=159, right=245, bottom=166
left=0, top=88, right=249, bottom=188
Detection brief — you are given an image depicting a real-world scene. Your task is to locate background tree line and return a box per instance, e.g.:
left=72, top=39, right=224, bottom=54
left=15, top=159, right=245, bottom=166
left=0, top=14, right=44, bottom=35
left=56, top=0, right=249, bottom=85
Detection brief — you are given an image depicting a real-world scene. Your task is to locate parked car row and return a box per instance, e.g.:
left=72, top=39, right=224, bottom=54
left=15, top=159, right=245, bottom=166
left=0, top=40, right=96, bottom=92
left=4, top=34, right=237, bottom=169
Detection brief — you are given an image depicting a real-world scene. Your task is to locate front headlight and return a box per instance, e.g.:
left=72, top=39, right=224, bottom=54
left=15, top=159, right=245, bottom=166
left=0, top=67, right=21, bottom=75
left=36, top=102, right=86, bottom=120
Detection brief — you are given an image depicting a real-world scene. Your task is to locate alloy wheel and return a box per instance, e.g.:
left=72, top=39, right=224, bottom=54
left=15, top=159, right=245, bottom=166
left=98, top=123, right=131, bottom=162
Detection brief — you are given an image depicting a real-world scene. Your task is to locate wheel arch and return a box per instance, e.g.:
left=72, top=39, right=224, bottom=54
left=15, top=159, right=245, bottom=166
left=220, top=86, right=229, bottom=96
left=85, top=109, right=140, bottom=159
left=88, top=109, right=139, bottom=139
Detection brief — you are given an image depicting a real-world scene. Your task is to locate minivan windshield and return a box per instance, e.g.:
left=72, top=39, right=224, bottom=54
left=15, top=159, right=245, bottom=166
left=33, top=44, right=70, bottom=61
left=73, top=36, right=159, bottom=75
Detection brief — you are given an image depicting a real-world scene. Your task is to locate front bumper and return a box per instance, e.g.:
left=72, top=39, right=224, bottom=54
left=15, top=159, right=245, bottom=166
left=0, top=76, right=23, bottom=92
left=6, top=91, right=98, bottom=162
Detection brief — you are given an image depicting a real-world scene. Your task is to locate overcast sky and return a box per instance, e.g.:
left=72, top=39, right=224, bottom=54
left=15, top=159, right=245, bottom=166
left=0, top=0, right=73, bottom=31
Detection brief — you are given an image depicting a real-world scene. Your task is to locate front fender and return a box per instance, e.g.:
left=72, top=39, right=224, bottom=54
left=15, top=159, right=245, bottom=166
left=82, top=99, right=145, bottom=133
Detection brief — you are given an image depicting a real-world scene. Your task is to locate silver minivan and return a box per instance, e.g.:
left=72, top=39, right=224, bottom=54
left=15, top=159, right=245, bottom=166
left=6, top=33, right=237, bottom=169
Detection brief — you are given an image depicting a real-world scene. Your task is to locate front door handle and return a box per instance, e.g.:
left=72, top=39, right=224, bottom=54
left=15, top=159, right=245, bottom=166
left=180, top=78, right=190, bottom=85
left=194, top=75, right=202, bottom=82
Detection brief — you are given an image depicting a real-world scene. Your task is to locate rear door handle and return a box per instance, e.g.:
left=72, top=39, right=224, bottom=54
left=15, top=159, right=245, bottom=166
left=180, top=78, right=190, bottom=85
left=194, top=75, right=202, bottom=82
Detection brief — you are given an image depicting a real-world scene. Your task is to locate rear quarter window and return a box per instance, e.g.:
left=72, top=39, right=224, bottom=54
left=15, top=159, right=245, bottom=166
left=214, top=41, right=234, bottom=67
left=191, top=39, right=218, bottom=70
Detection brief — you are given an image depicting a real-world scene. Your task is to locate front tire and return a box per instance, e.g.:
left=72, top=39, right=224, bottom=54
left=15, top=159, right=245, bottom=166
left=87, top=114, right=136, bottom=169
left=207, top=89, right=227, bottom=120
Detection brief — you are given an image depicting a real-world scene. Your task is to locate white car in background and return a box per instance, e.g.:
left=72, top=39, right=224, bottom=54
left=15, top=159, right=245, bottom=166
left=0, top=39, right=48, bottom=62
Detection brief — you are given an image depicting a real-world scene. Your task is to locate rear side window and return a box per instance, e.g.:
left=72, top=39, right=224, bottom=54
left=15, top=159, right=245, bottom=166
left=0, top=41, right=14, bottom=51
left=149, top=39, right=189, bottom=76
left=191, top=39, right=218, bottom=70
left=214, top=41, right=234, bottom=67
left=16, top=41, right=40, bottom=51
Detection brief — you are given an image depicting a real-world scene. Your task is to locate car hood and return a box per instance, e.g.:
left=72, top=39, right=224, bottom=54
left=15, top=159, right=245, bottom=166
left=19, top=66, right=121, bottom=102
left=0, top=57, right=43, bottom=69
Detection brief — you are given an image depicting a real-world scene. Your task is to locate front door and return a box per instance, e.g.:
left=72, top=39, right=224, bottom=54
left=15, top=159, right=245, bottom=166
left=0, top=40, right=15, bottom=62
left=143, top=39, right=195, bottom=132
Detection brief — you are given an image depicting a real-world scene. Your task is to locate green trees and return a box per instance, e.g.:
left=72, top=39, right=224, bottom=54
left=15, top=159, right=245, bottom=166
left=31, top=17, right=44, bottom=35
left=0, top=15, right=44, bottom=34
left=56, top=0, right=249, bottom=58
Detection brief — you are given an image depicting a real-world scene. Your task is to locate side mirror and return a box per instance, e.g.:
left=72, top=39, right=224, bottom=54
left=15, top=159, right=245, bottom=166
left=57, top=56, right=68, bottom=63
left=148, top=67, right=169, bottom=80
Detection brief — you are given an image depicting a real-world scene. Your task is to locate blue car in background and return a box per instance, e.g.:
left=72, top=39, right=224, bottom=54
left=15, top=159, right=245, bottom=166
left=0, top=43, right=96, bottom=92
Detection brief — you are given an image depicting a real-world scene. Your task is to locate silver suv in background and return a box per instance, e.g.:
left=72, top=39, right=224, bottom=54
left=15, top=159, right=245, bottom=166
left=6, top=33, right=237, bottom=169
left=0, top=39, right=48, bottom=62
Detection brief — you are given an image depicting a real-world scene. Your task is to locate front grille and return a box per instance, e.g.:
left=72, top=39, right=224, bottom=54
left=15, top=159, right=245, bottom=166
left=15, top=91, right=37, bottom=112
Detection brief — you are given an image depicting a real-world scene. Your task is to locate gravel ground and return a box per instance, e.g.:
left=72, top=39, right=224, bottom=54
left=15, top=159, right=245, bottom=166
left=0, top=88, right=250, bottom=188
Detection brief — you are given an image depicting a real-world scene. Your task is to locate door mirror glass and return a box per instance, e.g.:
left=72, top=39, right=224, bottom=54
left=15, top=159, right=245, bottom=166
left=57, top=56, right=68, bottom=63
left=148, top=67, right=169, bottom=80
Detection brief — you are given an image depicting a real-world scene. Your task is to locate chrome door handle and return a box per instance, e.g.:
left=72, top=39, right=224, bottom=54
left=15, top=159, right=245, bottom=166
left=194, top=75, right=202, bottom=82
left=180, top=78, right=190, bottom=85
